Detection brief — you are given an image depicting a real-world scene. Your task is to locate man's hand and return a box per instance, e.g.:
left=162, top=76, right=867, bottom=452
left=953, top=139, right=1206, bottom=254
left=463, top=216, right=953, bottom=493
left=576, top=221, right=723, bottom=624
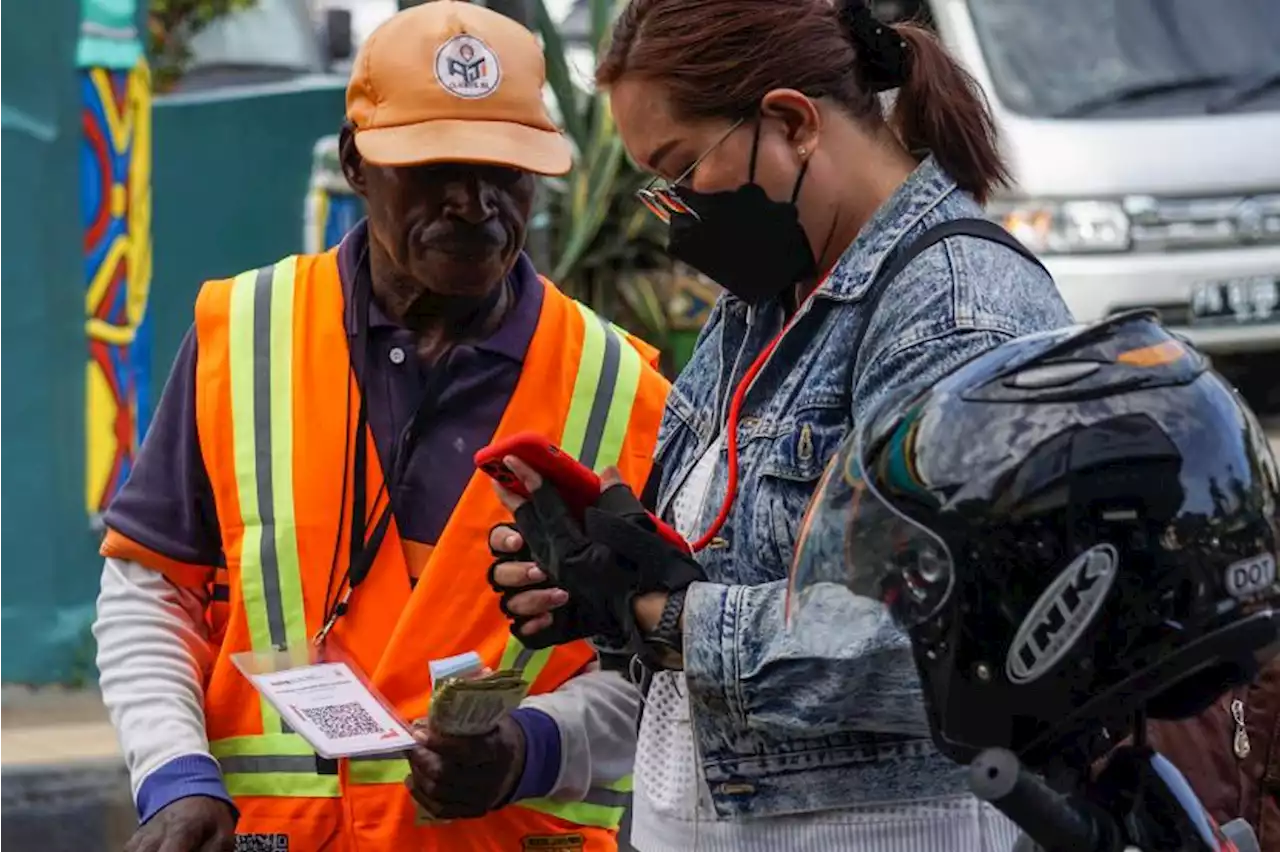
left=405, top=716, right=527, bottom=820
left=124, top=796, right=236, bottom=852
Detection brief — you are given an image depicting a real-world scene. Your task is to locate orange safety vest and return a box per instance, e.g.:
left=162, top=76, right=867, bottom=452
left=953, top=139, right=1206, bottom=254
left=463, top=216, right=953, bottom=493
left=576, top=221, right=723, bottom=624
left=189, top=251, right=669, bottom=851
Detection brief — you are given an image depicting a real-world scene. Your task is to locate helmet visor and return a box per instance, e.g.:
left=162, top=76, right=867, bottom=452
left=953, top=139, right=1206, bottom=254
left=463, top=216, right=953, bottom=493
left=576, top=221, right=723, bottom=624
left=786, top=399, right=955, bottom=633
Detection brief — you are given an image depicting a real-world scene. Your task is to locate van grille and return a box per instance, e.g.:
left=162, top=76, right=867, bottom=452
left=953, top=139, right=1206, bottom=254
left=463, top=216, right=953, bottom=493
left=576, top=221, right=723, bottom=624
left=1125, top=193, right=1280, bottom=252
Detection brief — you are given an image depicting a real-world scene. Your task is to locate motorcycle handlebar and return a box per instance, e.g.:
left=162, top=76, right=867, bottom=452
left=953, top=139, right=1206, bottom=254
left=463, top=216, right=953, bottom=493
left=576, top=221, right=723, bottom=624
left=969, top=748, right=1119, bottom=852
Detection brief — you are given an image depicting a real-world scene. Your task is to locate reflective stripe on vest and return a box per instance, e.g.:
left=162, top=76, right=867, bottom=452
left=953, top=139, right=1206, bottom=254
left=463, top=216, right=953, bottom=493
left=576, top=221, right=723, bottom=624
left=215, top=259, right=325, bottom=796
left=519, top=773, right=634, bottom=829
left=228, top=259, right=309, bottom=735
left=212, top=262, right=638, bottom=825
left=496, top=300, right=643, bottom=687
left=212, top=733, right=340, bottom=798
left=345, top=757, right=634, bottom=827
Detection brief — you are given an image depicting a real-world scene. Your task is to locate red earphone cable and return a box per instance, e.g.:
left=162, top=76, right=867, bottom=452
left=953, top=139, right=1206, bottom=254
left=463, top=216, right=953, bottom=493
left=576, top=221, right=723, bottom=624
left=684, top=264, right=840, bottom=553
left=688, top=331, right=784, bottom=552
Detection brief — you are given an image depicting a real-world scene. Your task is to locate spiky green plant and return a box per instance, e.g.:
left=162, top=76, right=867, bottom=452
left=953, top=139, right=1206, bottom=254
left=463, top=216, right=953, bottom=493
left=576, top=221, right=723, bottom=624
left=528, top=0, right=680, bottom=361
left=149, top=0, right=259, bottom=91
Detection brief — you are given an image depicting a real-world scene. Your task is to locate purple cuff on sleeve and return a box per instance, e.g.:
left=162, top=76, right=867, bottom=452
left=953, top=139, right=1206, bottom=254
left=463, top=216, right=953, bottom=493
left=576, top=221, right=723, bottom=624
left=507, top=707, right=562, bottom=802
left=136, top=754, right=237, bottom=824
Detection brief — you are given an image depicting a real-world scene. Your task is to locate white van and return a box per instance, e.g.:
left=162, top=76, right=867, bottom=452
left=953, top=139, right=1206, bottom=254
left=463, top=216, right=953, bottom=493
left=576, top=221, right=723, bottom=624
left=886, top=0, right=1280, bottom=360
left=174, top=0, right=365, bottom=91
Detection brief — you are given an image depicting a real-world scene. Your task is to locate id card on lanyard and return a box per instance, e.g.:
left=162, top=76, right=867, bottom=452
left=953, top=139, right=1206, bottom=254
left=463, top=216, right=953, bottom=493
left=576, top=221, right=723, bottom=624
left=232, top=646, right=416, bottom=758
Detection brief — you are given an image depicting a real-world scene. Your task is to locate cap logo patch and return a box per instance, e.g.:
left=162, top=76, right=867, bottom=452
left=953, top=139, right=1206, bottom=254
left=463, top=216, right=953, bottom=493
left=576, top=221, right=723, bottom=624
left=434, top=34, right=501, bottom=99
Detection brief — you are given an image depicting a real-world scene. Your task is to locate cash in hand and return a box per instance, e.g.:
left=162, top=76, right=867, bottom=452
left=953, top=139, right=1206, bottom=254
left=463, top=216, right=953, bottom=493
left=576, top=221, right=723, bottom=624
left=428, top=668, right=528, bottom=736
left=412, top=661, right=529, bottom=825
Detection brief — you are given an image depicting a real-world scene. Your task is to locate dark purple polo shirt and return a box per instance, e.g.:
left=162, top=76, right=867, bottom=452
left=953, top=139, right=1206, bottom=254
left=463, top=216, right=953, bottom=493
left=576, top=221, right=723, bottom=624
left=104, top=220, right=544, bottom=567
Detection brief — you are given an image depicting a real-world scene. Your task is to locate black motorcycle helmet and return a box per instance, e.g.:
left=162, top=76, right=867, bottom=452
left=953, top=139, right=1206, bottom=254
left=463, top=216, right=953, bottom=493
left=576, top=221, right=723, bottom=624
left=786, top=310, right=1280, bottom=769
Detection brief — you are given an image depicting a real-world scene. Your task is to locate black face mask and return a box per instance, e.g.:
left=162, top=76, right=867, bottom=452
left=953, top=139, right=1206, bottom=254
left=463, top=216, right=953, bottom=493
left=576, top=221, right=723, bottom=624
left=665, top=122, right=816, bottom=305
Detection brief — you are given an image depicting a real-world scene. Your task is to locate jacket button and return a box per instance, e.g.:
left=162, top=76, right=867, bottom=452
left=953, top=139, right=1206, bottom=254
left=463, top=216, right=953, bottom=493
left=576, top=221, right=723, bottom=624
left=798, top=424, right=814, bottom=461
left=716, top=782, right=756, bottom=795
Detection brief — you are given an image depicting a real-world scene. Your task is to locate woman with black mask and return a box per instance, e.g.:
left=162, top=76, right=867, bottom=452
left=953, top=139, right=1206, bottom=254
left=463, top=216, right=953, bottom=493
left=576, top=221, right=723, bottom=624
left=489, top=0, right=1073, bottom=849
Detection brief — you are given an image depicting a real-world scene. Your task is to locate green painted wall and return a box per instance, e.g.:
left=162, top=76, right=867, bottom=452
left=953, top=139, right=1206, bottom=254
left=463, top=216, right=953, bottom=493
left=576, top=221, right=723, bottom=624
left=2, top=0, right=104, bottom=684
left=2, top=45, right=346, bottom=681
left=148, top=80, right=346, bottom=374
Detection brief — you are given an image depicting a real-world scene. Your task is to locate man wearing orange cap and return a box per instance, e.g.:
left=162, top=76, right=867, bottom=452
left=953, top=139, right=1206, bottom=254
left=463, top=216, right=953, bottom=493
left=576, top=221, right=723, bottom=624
left=92, top=3, right=668, bottom=850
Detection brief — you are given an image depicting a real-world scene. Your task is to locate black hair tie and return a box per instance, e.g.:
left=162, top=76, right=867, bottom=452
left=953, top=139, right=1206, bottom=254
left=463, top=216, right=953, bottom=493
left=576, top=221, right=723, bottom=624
left=838, top=0, right=911, bottom=92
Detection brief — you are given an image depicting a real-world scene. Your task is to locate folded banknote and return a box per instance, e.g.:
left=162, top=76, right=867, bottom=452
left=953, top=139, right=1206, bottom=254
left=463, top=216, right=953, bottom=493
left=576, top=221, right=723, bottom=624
left=429, top=668, right=528, bottom=736
left=412, top=665, right=529, bottom=824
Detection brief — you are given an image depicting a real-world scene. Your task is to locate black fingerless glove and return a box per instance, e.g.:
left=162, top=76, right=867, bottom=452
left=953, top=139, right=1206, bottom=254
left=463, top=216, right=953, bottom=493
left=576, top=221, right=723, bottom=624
left=486, top=522, right=621, bottom=649
left=506, top=481, right=704, bottom=664
left=582, top=484, right=704, bottom=596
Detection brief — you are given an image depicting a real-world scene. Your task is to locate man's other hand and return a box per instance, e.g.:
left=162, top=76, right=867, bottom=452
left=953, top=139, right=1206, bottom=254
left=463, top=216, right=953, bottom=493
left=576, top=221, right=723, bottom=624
left=405, top=716, right=527, bottom=820
left=124, top=796, right=236, bottom=852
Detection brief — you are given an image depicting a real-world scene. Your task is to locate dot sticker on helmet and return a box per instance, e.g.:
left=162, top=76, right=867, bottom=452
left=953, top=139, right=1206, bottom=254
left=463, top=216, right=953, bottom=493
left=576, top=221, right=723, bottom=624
left=1224, top=553, right=1277, bottom=601
left=1005, top=544, right=1119, bottom=686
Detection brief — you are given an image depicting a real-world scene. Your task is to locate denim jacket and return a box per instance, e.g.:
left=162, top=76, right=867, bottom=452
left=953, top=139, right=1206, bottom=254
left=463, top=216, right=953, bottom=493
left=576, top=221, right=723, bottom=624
left=657, top=157, right=1074, bottom=819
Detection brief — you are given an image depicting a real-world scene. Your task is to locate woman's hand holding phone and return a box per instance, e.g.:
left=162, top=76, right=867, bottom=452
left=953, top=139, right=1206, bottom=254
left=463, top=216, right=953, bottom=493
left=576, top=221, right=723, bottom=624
left=488, top=458, right=630, bottom=648
left=488, top=524, right=562, bottom=640
left=489, top=458, right=569, bottom=640
left=488, top=457, right=703, bottom=663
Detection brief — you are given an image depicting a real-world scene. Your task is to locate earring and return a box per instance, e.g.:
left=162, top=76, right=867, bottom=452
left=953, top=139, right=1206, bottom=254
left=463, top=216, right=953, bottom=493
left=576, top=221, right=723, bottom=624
left=798, top=146, right=808, bottom=158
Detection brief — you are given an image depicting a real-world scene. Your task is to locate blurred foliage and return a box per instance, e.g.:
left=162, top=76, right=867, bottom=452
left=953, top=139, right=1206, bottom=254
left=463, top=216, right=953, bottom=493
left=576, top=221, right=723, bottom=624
left=149, top=0, right=258, bottom=91
left=530, top=0, right=699, bottom=368
left=64, top=625, right=99, bottom=689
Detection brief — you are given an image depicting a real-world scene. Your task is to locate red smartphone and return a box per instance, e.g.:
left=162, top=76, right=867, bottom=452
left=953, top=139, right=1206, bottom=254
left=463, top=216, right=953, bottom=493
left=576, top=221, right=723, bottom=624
left=476, top=433, right=603, bottom=510
left=475, top=432, right=691, bottom=554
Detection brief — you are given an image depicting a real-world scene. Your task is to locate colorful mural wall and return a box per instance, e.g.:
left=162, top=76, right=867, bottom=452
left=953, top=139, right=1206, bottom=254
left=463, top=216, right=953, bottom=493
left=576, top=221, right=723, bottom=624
left=79, top=0, right=152, bottom=526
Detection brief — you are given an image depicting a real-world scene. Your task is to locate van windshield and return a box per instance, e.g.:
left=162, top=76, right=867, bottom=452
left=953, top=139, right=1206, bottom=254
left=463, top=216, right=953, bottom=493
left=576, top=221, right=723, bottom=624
left=966, top=0, right=1280, bottom=118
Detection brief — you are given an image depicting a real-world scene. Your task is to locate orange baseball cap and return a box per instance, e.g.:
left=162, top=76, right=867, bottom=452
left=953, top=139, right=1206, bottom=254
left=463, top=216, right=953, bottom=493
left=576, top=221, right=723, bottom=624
left=346, top=0, right=572, bottom=176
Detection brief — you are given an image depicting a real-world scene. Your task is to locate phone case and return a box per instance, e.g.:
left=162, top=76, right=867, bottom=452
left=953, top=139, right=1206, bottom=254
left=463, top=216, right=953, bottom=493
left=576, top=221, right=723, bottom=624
left=474, top=433, right=603, bottom=510
left=475, top=431, right=691, bottom=554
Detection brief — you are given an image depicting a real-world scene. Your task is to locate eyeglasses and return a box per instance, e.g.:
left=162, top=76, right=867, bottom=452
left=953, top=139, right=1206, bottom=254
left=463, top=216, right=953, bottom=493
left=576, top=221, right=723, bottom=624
left=635, top=118, right=745, bottom=223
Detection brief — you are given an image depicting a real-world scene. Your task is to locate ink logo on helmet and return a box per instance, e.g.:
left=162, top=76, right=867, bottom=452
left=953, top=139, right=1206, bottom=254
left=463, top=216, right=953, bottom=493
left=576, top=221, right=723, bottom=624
left=1005, top=544, right=1118, bottom=685
left=434, top=34, right=501, bottom=99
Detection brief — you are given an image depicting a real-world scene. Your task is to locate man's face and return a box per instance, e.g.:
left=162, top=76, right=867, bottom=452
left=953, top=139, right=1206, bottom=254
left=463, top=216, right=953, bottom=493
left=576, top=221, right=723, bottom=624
left=341, top=127, right=536, bottom=320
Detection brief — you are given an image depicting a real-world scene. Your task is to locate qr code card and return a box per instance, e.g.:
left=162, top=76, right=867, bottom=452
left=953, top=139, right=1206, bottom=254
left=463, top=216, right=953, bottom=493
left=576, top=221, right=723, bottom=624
left=238, top=660, right=416, bottom=758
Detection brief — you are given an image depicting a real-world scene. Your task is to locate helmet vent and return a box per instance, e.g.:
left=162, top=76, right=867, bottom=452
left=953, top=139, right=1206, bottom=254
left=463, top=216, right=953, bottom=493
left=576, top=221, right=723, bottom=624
left=1004, top=361, right=1102, bottom=390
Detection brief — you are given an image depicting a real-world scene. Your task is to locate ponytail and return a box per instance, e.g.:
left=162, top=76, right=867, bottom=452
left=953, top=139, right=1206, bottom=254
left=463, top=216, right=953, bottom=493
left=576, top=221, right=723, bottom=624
left=889, top=23, right=1010, bottom=205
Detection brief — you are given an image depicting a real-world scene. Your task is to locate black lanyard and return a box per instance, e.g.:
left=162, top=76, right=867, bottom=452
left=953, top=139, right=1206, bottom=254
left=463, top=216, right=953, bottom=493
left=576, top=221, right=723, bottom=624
left=315, top=270, right=441, bottom=643
left=347, top=396, right=396, bottom=592
left=314, top=256, right=509, bottom=644
left=348, top=381, right=443, bottom=586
